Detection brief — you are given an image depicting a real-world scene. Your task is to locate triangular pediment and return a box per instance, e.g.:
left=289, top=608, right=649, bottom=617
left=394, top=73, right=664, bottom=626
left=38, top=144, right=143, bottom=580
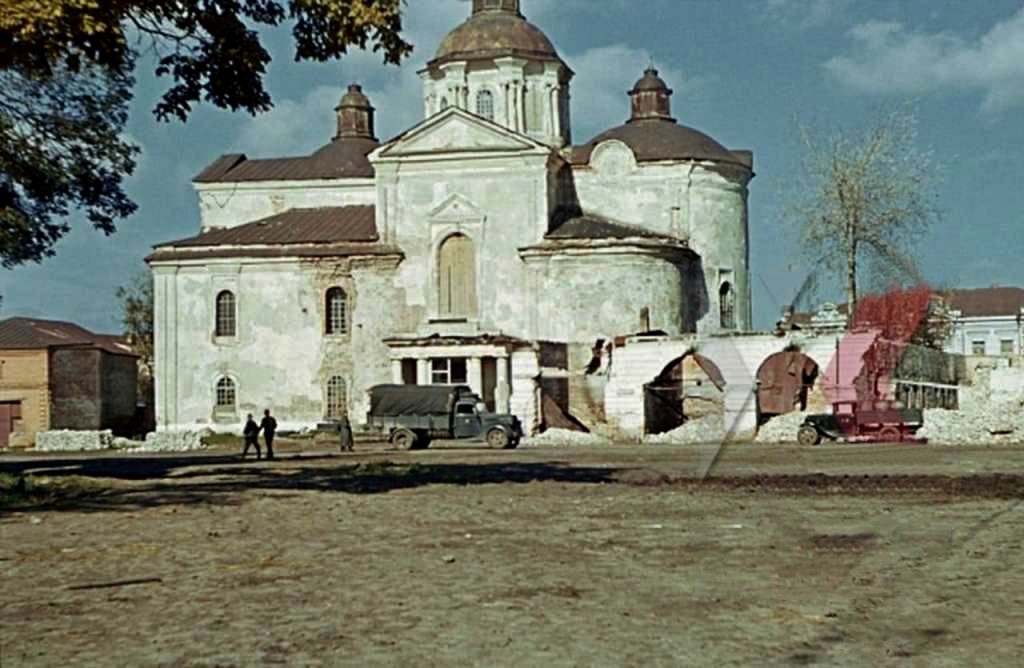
left=374, top=108, right=550, bottom=159
left=429, top=193, right=484, bottom=222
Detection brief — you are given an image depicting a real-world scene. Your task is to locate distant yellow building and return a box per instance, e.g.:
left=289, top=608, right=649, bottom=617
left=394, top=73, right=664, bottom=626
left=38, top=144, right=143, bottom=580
left=0, top=318, right=139, bottom=448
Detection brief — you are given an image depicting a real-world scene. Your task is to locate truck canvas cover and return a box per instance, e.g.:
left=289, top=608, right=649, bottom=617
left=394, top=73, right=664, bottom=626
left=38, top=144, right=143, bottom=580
left=368, top=385, right=473, bottom=417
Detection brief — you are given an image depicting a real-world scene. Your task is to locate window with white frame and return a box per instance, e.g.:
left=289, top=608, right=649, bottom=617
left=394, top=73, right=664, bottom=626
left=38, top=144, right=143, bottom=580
left=325, top=376, right=348, bottom=419
left=215, top=290, right=236, bottom=337
left=1001, top=339, right=1015, bottom=355
left=476, top=90, right=494, bottom=121
left=431, top=358, right=468, bottom=385
left=215, top=377, right=236, bottom=409
left=972, top=340, right=986, bottom=356
left=325, top=287, right=348, bottom=335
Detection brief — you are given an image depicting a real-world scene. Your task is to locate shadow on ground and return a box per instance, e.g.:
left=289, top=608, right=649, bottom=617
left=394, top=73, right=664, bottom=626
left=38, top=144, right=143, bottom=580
left=1, top=455, right=621, bottom=515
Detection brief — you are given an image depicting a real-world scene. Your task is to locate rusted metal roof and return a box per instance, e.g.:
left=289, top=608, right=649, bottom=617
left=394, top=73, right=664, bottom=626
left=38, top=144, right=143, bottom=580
left=570, top=119, right=752, bottom=169
left=948, top=287, right=1024, bottom=317
left=193, top=137, right=379, bottom=183
left=162, top=206, right=377, bottom=248
left=147, top=244, right=403, bottom=263
left=429, top=10, right=566, bottom=70
left=547, top=215, right=672, bottom=241
left=0, top=317, right=136, bottom=355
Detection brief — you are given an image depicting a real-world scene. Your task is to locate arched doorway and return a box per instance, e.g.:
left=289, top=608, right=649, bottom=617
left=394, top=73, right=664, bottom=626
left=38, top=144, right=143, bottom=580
left=756, top=349, right=820, bottom=424
left=644, top=352, right=726, bottom=435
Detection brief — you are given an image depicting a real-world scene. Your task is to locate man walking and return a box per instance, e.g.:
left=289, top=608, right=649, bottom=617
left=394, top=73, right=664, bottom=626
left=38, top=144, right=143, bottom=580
left=260, top=409, right=278, bottom=460
left=242, top=413, right=261, bottom=459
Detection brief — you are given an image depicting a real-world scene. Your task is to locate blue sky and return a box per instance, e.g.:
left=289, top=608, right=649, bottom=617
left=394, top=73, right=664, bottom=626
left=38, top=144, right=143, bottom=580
left=3, top=0, right=1023, bottom=333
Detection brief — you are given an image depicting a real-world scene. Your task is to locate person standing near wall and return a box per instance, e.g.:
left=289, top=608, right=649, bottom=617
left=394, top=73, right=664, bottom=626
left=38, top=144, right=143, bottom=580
left=338, top=414, right=354, bottom=452
left=260, top=409, right=277, bottom=460
left=242, top=413, right=261, bottom=459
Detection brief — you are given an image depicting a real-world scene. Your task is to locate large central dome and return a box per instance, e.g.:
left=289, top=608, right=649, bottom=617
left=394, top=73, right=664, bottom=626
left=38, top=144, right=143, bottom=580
left=429, top=1, right=563, bottom=68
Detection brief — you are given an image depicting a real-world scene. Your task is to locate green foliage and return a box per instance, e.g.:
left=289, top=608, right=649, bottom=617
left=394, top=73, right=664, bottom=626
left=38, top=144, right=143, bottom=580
left=0, top=0, right=412, bottom=266
left=0, top=65, right=138, bottom=266
left=116, top=269, right=154, bottom=394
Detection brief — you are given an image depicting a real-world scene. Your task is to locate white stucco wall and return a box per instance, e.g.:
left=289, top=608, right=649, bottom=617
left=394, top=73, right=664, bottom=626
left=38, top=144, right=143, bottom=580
left=523, top=251, right=691, bottom=342
left=152, top=256, right=409, bottom=433
left=196, top=180, right=376, bottom=232
left=573, top=152, right=752, bottom=333
left=945, top=315, right=1023, bottom=356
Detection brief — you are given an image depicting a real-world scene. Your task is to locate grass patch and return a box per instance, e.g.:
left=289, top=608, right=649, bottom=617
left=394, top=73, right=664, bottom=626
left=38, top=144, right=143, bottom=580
left=0, top=473, right=106, bottom=510
left=202, top=433, right=241, bottom=448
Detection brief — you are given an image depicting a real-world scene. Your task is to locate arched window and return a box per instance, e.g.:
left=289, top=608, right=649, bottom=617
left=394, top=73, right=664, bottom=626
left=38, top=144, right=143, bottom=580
left=438, top=234, right=477, bottom=318
left=325, top=376, right=348, bottom=420
left=215, top=377, right=236, bottom=409
left=720, top=282, right=736, bottom=330
left=476, top=90, right=494, bottom=121
left=325, top=287, right=348, bottom=335
left=215, top=290, right=236, bottom=337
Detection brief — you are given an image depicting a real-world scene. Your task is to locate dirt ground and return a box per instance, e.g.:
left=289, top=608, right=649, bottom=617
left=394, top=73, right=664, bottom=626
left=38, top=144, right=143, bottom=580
left=3, top=440, right=1024, bottom=666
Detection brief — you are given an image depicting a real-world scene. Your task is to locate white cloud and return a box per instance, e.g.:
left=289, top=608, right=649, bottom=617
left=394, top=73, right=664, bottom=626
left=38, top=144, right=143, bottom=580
left=825, top=8, right=1024, bottom=113
left=567, top=44, right=695, bottom=140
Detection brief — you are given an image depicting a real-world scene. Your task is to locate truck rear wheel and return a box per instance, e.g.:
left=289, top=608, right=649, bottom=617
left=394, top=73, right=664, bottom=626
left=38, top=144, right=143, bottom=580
left=878, top=426, right=902, bottom=443
left=486, top=428, right=511, bottom=449
left=390, top=428, right=417, bottom=451
left=797, top=425, right=821, bottom=446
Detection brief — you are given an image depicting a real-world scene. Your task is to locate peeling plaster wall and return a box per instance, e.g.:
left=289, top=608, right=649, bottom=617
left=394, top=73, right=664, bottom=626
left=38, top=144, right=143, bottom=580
left=374, top=155, right=551, bottom=340
left=153, top=257, right=409, bottom=433
left=525, top=252, right=691, bottom=341
left=573, top=158, right=752, bottom=333
left=196, top=180, right=376, bottom=232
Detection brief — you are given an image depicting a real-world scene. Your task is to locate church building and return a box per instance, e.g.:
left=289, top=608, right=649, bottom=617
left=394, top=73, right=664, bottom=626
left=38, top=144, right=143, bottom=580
left=148, top=0, right=755, bottom=434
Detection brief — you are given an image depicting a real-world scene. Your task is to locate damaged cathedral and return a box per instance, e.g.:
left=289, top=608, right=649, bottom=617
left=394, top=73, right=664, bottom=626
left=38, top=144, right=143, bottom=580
left=148, top=0, right=755, bottom=435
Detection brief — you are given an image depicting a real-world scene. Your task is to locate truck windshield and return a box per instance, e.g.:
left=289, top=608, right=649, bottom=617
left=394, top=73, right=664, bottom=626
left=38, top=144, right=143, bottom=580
left=456, top=403, right=476, bottom=415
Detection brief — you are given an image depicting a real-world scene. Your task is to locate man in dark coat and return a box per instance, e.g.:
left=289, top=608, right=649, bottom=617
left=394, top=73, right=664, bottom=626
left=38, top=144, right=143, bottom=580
left=260, top=409, right=278, bottom=460
left=242, top=413, right=261, bottom=459
left=338, top=415, right=354, bottom=452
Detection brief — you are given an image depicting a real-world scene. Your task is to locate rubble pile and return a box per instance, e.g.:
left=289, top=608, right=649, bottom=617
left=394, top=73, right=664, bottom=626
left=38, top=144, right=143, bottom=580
left=755, top=412, right=809, bottom=444
left=521, top=428, right=611, bottom=447
left=920, top=399, right=1024, bottom=445
left=140, top=431, right=207, bottom=452
left=35, top=430, right=114, bottom=452
left=645, top=416, right=726, bottom=445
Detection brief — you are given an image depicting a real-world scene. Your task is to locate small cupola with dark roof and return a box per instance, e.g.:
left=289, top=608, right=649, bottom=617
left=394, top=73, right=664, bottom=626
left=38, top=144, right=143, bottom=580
left=628, top=66, right=674, bottom=123
left=335, top=84, right=376, bottom=141
left=472, top=0, right=521, bottom=15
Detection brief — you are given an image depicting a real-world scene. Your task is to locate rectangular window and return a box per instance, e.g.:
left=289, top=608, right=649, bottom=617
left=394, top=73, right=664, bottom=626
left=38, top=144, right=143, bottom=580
left=972, top=340, right=986, bottom=356
left=431, top=358, right=468, bottom=385
left=1001, top=339, right=1015, bottom=355
left=401, top=359, right=418, bottom=385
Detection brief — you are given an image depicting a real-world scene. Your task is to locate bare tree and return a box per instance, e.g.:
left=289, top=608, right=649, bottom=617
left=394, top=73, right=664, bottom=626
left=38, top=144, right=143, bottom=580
left=784, top=105, right=941, bottom=323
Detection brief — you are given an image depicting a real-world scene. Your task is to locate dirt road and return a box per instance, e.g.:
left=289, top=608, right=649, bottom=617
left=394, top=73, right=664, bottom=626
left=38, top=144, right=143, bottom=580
left=2, top=442, right=1023, bottom=666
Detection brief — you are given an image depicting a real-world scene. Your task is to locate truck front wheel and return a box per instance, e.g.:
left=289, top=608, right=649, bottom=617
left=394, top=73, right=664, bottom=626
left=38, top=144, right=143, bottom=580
left=486, top=428, right=511, bottom=449
left=390, top=428, right=418, bottom=451
left=797, top=424, right=822, bottom=446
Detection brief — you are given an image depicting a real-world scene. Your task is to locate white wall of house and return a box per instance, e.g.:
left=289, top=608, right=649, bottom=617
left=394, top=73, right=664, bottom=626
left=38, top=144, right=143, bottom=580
left=945, top=312, right=1024, bottom=357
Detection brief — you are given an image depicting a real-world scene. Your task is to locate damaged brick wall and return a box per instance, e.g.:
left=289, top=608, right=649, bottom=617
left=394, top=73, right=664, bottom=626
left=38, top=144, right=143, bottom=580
left=101, top=353, right=139, bottom=435
left=50, top=348, right=103, bottom=430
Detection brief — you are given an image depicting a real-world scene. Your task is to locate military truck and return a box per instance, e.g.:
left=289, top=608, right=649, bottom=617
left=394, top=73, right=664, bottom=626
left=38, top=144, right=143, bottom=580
left=367, top=384, right=523, bottom=450
left=797, top=400, right=925, bottom=445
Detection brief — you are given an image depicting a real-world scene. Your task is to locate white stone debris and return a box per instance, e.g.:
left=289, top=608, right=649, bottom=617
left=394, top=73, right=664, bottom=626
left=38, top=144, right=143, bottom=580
left=755, top=412, right=810, bottom=444
left=520, top=428, right=612, bottom=447
left=919, top=398, right=1024, bottom=445
left=140, top=431, right=207, bottom=452
left=35, top=430, right=114, bottom=452
left=644, top=415, right=726, bottom=445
